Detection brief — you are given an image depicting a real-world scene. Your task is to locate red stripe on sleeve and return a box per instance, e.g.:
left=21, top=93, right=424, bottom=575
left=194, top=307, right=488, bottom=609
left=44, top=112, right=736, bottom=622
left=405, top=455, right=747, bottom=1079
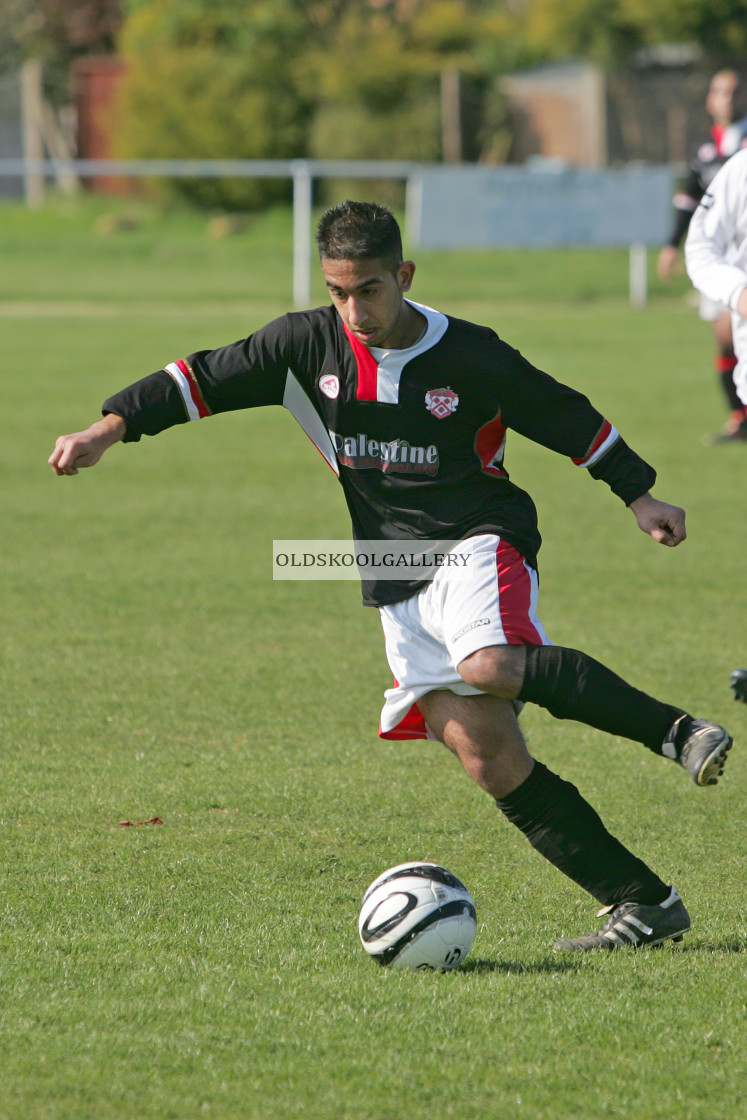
left=571, top=419, right=612, bottom=466
left=176, top=359, right=212, bottom=418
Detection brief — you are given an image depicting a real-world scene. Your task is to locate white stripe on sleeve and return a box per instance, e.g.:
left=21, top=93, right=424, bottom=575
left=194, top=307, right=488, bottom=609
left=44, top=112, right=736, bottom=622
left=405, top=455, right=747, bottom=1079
left=165, top=362, right=201, bottom=422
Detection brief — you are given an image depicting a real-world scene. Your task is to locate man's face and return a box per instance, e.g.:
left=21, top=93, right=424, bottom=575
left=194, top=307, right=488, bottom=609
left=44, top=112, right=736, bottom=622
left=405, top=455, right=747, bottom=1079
left=321, top=256, right=417, bottom=349
left=707, top=72, right=738, bottom=125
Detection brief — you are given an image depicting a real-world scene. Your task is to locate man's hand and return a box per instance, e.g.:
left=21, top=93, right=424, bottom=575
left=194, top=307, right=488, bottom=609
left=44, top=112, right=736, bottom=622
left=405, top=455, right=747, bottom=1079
left=48, top=413, right=126, bottom=476
left=629, top=492, right=686, bottom=547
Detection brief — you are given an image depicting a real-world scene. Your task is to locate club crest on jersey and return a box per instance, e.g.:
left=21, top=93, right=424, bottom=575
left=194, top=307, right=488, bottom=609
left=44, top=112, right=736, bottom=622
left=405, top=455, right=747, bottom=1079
left=425, top=387, right=459, bottom=419
left=319, top=373, right=340, bottom=399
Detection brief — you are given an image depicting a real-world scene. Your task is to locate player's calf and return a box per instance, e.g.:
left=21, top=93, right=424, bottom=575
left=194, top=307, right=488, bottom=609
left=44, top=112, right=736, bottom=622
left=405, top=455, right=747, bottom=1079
left=512, top=645, right=733, bottom=785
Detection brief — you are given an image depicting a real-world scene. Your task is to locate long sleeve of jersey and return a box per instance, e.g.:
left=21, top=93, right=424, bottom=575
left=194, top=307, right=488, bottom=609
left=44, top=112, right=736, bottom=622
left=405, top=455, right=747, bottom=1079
left=666, top=164, right=703, bottom=247
left=101, top=302, right=658, bottom=604
left=685, top=148, right=747, bottom=311
left=475, top=342, right=655, bottom=506
left=102, top=316, right=297, bottom=440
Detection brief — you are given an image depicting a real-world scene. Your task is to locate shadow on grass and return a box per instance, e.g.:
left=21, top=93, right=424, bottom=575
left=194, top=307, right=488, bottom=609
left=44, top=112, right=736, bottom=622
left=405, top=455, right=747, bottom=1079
left=680, top=940, right=747, bottom=954
left=462, top=941, right=747, bottom=968
left=460, top=957, right=580, bottom=975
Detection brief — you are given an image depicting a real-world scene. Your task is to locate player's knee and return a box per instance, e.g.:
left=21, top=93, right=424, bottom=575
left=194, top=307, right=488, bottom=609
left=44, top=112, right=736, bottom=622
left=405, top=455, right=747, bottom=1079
left=458, top=644, right=525, bottom=697
left=460, top=753, right=499, bottom=792
left=457, top=741, right=533, bottom=799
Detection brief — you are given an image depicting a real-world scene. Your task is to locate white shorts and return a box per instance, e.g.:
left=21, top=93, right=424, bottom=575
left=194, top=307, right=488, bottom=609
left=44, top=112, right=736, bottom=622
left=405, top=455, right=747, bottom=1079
left=378, top=534, right=551, bottom=740
left=699, top=292, right=728, bottom=323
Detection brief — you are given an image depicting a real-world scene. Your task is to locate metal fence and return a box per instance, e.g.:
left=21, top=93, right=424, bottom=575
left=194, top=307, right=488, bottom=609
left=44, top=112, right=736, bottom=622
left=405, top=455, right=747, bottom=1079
left=0, top=157, right=417, bottom=307
left=0, top=157, right=673, bottom=307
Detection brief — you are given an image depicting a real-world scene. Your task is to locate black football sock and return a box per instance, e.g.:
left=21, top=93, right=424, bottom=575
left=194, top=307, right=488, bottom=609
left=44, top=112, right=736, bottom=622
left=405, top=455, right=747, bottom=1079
left=495, top=761, right=669, bottom=907
left=517, top=645, right=685, bottom=755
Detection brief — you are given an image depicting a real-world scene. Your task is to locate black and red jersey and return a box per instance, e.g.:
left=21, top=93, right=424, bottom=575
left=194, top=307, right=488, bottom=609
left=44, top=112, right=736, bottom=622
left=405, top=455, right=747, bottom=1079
left=667, top=117, right=747, bottom=247
left=102, top=300, right=655, bottom=606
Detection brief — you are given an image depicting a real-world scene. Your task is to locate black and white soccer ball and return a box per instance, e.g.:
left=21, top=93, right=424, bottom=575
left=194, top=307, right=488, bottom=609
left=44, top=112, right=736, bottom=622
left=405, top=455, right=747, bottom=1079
left=358, top=862, right=477, bottom=972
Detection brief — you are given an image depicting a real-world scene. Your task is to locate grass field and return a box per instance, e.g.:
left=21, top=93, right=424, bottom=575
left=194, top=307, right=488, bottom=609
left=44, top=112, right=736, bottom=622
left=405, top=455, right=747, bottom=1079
left=1, top=195, right=745, bottom=1119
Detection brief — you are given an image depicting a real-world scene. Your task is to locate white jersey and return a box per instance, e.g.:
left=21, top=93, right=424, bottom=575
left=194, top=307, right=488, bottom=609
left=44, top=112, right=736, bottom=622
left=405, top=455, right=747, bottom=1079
left=685, top=147, right=747, bottom=404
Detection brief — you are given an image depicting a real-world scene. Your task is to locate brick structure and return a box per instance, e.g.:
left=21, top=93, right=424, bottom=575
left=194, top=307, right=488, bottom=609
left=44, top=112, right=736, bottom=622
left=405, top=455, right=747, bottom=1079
left=72, top=54, right=128, bottom=191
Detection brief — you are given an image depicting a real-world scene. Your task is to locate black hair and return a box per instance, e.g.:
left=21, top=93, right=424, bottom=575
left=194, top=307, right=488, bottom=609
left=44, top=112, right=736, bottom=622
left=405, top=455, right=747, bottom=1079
left=316, top=200, right=403, bottom=269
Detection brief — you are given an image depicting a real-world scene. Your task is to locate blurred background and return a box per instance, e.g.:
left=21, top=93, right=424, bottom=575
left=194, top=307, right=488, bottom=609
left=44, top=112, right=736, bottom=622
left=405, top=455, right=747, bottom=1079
left=2, top=0, right=747, bottom=212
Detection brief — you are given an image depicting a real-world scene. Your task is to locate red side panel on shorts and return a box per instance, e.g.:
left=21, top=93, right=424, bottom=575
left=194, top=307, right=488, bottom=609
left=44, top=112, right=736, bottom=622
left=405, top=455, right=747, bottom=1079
left=378, top=673, right=429, bottom=739
left=379, top=699, right=429, bottom=740
left=495, top=540, right=543, bottom=645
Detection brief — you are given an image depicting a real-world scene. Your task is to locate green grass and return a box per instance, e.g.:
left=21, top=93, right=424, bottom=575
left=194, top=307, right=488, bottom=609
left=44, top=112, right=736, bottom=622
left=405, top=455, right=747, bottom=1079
left=1, top=196, right=745, bottom=1119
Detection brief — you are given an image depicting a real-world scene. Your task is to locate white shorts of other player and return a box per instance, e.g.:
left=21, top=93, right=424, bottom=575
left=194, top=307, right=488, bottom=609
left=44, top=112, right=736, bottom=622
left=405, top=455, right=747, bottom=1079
left=699, top=292, right=727, bottom=322
left=378, top=534, right=552, bottom=738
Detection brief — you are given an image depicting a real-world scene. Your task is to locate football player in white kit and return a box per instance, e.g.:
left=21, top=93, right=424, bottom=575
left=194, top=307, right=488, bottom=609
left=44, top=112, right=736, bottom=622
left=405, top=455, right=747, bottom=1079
left=686, top=145, right=747, bottom=417
left=685, top=145, right=747, bottom=709
left=659, top=69, right=747, bottom=442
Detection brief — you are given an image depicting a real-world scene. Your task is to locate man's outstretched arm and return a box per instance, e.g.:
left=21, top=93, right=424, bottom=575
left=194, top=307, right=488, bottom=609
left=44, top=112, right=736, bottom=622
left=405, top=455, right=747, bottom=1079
left=629, top=491, right=687, bottom=547
left=48, top=413, right=126, bottom=476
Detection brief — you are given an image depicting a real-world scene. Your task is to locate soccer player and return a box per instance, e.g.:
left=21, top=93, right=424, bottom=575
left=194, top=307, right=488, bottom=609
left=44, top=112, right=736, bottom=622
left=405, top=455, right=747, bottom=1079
left=657, top=69, right=747, bottom=443
left=686, top=149, right=747, bottom=712
left=50, top=201, right=733, bottom=952
left=685, top=144, right=747, bottom=404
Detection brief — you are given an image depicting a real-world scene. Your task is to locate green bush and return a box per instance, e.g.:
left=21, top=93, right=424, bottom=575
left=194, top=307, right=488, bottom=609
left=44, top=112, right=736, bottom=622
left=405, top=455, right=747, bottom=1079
left=115, top=0, right=312, bottom=210
left=113, top=0, right=519, bottom=211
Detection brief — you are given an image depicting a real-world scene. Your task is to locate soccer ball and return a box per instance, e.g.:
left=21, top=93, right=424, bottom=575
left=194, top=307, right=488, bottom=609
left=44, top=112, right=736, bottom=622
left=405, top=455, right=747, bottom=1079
left=358, top=862, right=477, bottom=972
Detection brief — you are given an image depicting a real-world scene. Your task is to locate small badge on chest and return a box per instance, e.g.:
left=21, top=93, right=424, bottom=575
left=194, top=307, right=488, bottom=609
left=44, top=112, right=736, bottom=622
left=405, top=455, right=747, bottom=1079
left=319, top=374, right=340, bottom=399
left=425, top=387, right=459, bottom=419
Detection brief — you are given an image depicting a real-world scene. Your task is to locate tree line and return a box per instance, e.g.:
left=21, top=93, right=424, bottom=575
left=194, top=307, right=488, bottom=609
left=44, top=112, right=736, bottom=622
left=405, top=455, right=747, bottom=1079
left=4, top=0, right=747, bottom=208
